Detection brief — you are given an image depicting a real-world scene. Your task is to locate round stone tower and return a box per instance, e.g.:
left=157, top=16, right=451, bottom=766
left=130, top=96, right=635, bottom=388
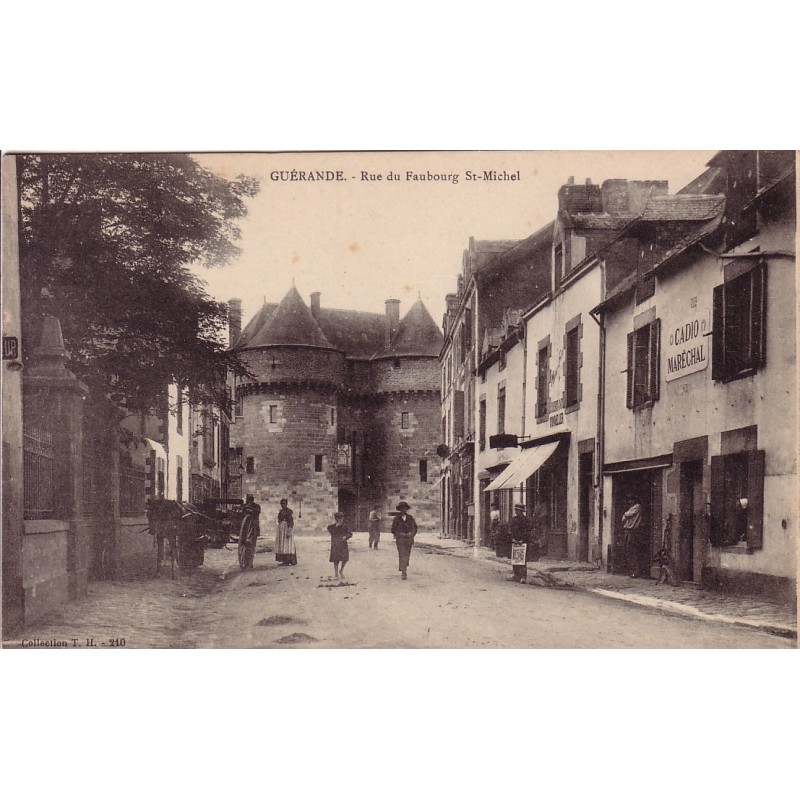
left=232, top=286, right=346, bottom=530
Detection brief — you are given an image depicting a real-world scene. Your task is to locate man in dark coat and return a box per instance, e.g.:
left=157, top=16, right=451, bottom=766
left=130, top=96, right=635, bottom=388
left=508, top=503, right=533, bottom=583
left=391, top=501, right=417, bottom=580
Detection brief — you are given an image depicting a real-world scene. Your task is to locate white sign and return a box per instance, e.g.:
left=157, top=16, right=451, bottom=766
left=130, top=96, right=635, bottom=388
left=665, top=307, right=710, bottom=382
left=511, top=544, right=528, bottom=565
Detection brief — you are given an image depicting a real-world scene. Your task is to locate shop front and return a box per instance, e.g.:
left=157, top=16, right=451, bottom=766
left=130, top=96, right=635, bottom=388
left=605, top=455, right=670, bottom=577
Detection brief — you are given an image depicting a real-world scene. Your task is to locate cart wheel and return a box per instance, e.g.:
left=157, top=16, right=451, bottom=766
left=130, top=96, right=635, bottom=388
left=238, top=515, right=257, bottom=570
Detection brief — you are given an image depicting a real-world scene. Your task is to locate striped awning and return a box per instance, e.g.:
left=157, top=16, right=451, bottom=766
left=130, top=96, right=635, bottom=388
left=483, top=441, right=560, bottom=492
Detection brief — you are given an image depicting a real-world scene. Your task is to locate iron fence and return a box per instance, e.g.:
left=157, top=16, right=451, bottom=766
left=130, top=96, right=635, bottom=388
left=119, top=464, right=146, bottom=516
left=23, top=421, right=54, bottom=518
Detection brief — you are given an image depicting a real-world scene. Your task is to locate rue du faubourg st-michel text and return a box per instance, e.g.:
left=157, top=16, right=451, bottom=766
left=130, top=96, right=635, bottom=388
left=268, top=169, right=521, bottom=185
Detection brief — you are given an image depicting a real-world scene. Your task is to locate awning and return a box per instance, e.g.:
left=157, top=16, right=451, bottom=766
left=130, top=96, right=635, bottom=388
left=483, top=440, right=560, bottom=492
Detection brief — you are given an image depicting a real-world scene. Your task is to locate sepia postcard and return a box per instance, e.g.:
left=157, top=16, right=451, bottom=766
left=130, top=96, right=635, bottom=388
left=2, top=150, right=797, bottom=649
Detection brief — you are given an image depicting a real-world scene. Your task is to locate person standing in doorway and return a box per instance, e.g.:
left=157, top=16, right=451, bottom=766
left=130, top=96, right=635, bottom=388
left=275, top=498, right=297, bottom=566
left=368, top=505, right=382, bottom=549
left=622, top=495, right=643, bottom=578
left=327, top=511, right=353, bottom=581
left=391, top=501, right=417, bottom=580
left=508, top=503, right=533, bottom=583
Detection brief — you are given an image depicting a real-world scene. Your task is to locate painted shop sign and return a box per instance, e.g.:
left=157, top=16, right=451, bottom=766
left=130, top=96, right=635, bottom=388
left=665, top=306, right=710, bottom=382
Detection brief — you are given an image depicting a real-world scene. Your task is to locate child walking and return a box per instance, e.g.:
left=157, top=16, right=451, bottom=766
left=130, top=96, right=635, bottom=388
left=327, top=511, right=353, bottom=580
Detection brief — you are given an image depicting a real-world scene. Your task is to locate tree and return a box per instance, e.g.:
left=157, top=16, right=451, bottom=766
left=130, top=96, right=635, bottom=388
left=17, top=153, right=259, bottom=413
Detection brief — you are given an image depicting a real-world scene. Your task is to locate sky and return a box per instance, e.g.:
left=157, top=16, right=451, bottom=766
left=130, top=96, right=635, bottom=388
left=192, top=151, right=717, bottom=338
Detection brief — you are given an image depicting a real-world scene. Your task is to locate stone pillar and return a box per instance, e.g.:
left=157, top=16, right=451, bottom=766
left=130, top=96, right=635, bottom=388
left=23, top=315, right=90, bottom=598
left=2, top=154, right=25, bottom=638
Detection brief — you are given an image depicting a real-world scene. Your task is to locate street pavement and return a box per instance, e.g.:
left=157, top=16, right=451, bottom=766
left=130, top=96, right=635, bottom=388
left=4, top=530, right=795, bottom=648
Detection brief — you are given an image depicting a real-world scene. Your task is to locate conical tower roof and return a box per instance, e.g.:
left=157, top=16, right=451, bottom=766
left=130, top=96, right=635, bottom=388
left=379, top=299, right=443, bottom=358
left=246, top=286, right=336, bottom=349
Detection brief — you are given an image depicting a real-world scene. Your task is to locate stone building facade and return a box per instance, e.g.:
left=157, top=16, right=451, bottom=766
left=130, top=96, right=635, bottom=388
left=229, top=286, right=443, bottom=532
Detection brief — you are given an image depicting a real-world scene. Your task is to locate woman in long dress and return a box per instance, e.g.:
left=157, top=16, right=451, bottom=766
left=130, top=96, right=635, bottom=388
left=275, top=498, right=297, bottom=565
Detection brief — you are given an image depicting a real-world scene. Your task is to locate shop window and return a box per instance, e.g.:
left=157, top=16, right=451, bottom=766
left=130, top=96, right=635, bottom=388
left=315, top=454, right=323, bottom=472
left=712, top=264, right=767, bottom=383
left=419, top=459, right=428, bottom=482
left=626, top=319, right=661, bottom=409
left=401, top=412, right=410, bottom=430
left=536, top=341, right=550, bottom=420
left=710, top=449, right=765, bottom=549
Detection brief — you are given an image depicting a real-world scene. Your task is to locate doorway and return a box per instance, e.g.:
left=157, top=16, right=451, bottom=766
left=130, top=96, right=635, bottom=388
left=338, top=489, right=356, bottom=528
left=578, top=452, right=594, bottom=562
left=611, top=470, right=661, bottom=577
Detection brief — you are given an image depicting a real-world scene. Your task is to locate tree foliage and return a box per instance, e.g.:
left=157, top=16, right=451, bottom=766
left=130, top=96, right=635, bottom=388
left=17, top=153, right=259, bottom=413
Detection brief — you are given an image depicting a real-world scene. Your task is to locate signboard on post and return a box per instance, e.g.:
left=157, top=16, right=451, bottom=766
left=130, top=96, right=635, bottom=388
left=511, top=544, right=527, bottom=565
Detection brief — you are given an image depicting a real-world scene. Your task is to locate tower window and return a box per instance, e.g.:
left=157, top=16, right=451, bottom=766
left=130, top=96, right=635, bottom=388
left=246, top=456, right=254, bottom=474
left=315, top=454, right=323, bottom=472
left=401, top=412, right=410, bottom=429
left=419, top=459, right=428, bottom=482
left=269, top=405, right=278, bottom=424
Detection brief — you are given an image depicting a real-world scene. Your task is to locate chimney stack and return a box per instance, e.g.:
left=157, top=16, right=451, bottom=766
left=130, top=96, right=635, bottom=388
left=228, top=298, right=242, bottom=347
left=385, top=298, right=400, bottom=347
left=310, top=291, right=321, bottom=318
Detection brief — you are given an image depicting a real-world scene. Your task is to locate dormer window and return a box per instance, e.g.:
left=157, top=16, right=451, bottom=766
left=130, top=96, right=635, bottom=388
left=554, top=242, right=564, bottom=282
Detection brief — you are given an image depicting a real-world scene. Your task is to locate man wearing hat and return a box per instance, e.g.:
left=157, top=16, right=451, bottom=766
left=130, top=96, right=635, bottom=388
left=391, top=501, right=417, bottom=580
left=508, top=503, right=533, bottom=583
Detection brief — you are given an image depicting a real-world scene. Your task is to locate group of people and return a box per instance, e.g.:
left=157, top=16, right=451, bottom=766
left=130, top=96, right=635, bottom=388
left=269, top=498, right=419, bottom=581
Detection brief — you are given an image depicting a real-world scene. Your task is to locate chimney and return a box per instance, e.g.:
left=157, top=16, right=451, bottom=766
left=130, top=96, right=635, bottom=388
left=310, top=291, right=321, bottom=318
left=558, top=178, right=602, bottom=214
left=228, top=298, right=242, bottom=347
left=385, top=298, right=400, bottom=347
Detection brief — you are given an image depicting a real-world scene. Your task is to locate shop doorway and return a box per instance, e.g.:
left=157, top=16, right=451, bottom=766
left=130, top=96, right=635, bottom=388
left=611, top=470, right=662, bottom=577
left=678, top=460, right=703, bottom=582
left=578, top=452, right=594, bottom=562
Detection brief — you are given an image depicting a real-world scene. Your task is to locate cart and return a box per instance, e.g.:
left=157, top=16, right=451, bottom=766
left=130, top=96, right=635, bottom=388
left=147, top=497, right=261, bottom=576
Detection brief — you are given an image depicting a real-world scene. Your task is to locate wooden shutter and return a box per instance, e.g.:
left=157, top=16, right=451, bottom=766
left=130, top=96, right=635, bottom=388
left=712, top=284, right=724, bottom=381
left=709, top=455, right=726, bottom=546
left=752, top=263, right=768, bottom=368
left=746, top=449, right=765, bottom=550
left=649, top=319, right=661, bottom=401
left=626, top=331, right=635, bottom=408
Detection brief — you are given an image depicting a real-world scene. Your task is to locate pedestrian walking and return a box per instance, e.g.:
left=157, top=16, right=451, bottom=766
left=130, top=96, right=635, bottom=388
left=368, top=505, right=382, bottom=549
left=622, top=495, right=643, bottom=578
left=275, top=498, right=298, bottom=565
left=508, top=503, right=533, bottom=583
left=327, top=511, right=353, bottom=580
left=391, top=501, right=417, bottom=580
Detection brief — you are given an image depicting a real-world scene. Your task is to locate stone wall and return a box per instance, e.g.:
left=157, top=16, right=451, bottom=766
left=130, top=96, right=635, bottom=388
left=231, top=386, right=339, bottom=533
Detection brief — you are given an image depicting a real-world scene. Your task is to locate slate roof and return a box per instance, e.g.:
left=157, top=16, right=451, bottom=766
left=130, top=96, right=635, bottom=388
left=246, top=286, right=335, bottom=349
left=677, top=166, right=726, bottom=196
left=234, top=301, right=277, bottom=348
left=378, top=300, right=444, bottom=358
left=638, top=194, right=724, bottom=221
left=566, top=213, right=637, bottom=229
left=236, top=289, right=443, bottom=360
left=316, top=308, right=385, bottom=359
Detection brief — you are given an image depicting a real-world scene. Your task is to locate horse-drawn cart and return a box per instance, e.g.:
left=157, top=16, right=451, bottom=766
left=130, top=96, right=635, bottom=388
left=146, top=497, right=261, bottom=576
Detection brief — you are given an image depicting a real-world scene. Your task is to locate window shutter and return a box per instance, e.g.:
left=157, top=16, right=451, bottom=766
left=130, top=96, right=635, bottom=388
left=712, top=284, right=724, bottom=381
left=649, top=319, right=661, bottom=401
left=709, top=455, right=726, bottom=546
left=626, top=331, right=635, bottom=408
left=752, top=263, right=768, bottom=368
left=746, top=449, right=765, bottom=550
